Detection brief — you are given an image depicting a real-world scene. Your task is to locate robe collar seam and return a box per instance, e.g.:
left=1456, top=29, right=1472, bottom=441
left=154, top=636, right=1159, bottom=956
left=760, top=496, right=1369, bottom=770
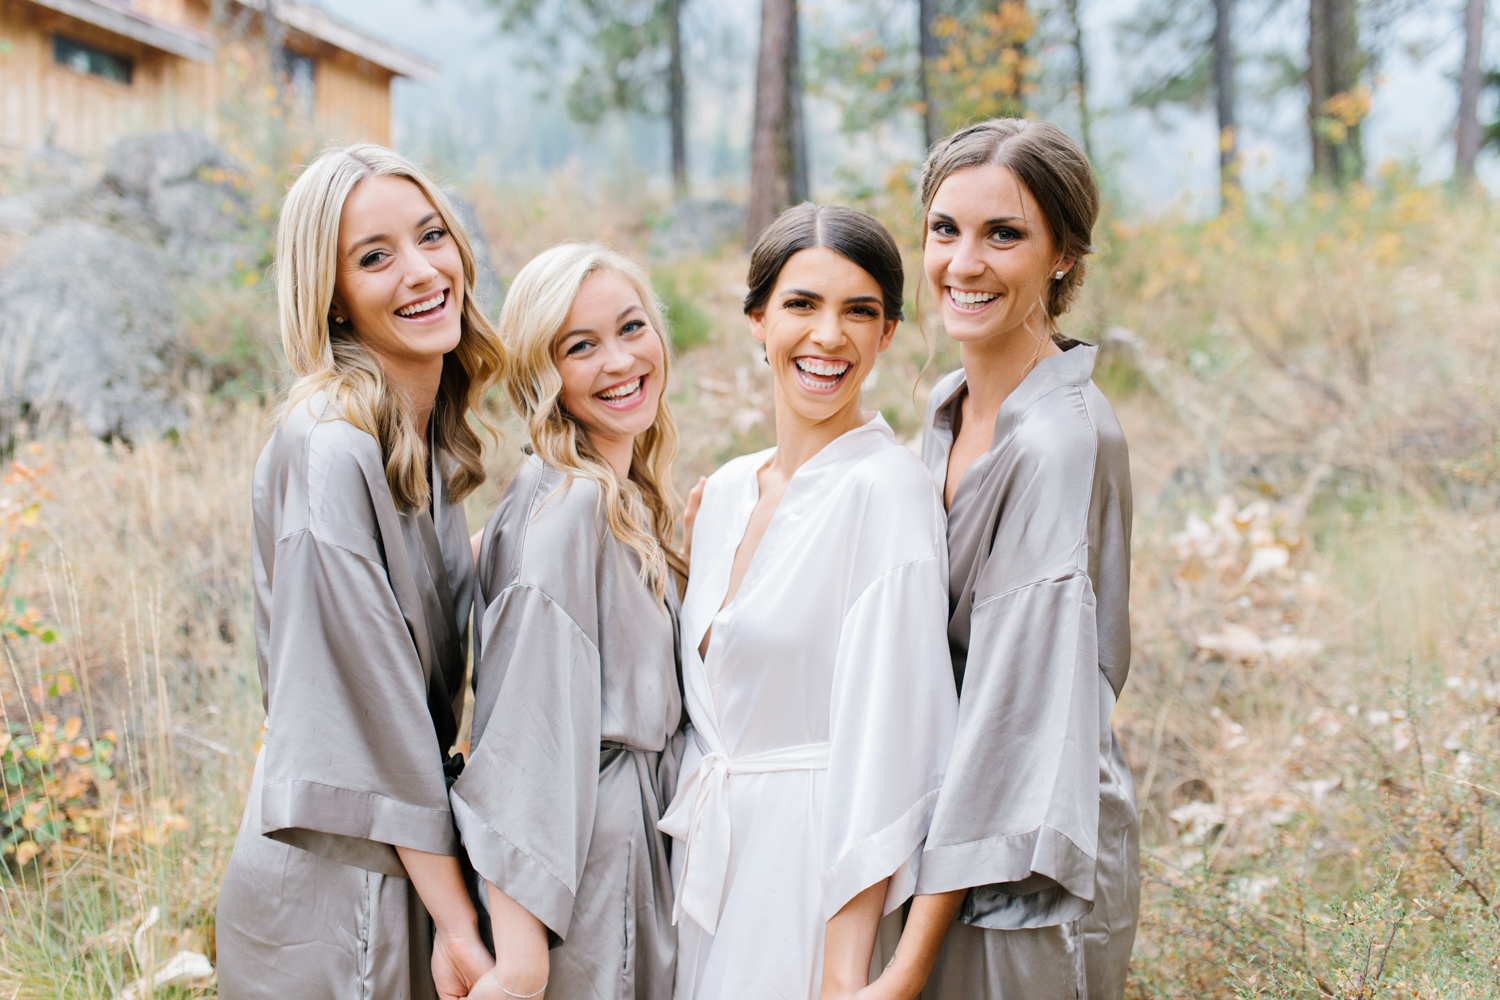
left=494, top=581, right=602, bottom=655
left=939, top=345, right=1099, bottom=440
left=969, top=568, right=1093, bottom=613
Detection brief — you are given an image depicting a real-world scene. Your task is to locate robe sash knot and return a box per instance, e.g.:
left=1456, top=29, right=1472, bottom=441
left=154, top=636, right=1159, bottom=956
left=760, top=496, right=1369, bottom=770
left=658, top=734, right=831, bottom=934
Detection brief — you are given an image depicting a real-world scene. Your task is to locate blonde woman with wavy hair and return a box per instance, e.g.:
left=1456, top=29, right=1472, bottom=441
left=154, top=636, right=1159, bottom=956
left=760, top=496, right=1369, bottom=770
left=450, top=242, right=686, bottom=1000
left=216, top=144, right=504, bottom=1000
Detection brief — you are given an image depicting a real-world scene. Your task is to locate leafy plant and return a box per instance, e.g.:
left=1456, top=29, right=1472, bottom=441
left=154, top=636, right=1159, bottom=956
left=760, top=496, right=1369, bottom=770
left=1, top=711, right=118, bottom=867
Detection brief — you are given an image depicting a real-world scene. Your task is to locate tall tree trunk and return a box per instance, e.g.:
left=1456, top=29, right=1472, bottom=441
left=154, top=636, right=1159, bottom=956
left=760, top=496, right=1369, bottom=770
left=918, top=0, right=941, bottom=149
left=1213, top=0, right=1238, bottom=200
left=1308, top=0, right=1363, bottom=186
left=1063, top=0, right=1093, bottom=162
left=787, top=1, right=809, bottom=204
left=748, top=0, right=804, bottom=242
left=667, top=0, right=687, bottom=197
left=1455, top=0, right=1485, bottom=183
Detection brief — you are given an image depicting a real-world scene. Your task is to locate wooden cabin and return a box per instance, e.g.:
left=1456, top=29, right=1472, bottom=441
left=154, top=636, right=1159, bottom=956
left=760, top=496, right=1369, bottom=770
left=0, top=0, right=435, bottom=159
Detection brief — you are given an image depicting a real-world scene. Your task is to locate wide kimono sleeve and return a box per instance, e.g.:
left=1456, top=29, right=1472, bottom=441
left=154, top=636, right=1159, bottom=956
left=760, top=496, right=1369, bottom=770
left=257, top=472, right=458, bottom=877
left=821, top=468, right=958, bottom=920
left=449, top=478, right=603, bottom=942
left=916, top=410, right=1124, bottom=928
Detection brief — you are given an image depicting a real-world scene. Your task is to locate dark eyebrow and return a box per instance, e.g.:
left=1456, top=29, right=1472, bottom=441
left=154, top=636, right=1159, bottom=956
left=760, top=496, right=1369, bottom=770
left=780, top=288, right=824, bottom=302
left=844, top=295, right=881, bottom=305
left=927, top=210, right=1026, bottom=227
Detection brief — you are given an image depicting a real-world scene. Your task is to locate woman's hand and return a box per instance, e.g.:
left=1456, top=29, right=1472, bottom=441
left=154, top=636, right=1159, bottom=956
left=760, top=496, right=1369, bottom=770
left=430, top=925, right=496, bottom=1000
left=394, top=847, right=492, bottom=999
left=681, top=477, right=706, bottom=567
left=836, top=889, right=964, bottom=1000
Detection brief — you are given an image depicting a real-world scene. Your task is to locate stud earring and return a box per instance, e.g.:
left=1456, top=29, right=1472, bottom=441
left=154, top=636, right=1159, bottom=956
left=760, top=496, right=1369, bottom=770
left=1054, top=270, right=1065, bottom=280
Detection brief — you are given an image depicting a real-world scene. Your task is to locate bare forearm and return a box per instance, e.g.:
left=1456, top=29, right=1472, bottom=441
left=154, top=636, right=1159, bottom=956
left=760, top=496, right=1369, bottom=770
left=486, top=881, right=550, bottom=997
left=396, top=847, right=478, bottom=935
left=872, top=889, right=965, bottom=998
left=398, top=847, right=499, bottom=999
left=820, top=878, right=890, bottom=998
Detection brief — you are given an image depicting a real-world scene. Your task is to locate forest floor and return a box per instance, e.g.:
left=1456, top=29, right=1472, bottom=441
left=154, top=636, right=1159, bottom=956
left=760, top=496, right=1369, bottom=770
left=1, top=168, right=1497, bottom=998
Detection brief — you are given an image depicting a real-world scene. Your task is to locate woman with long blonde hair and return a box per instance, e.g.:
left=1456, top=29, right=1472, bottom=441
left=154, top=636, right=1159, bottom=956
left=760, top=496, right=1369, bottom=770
left=450, top=242, right=686, bottom=999
left=216, top=144, right=504, bottom=1000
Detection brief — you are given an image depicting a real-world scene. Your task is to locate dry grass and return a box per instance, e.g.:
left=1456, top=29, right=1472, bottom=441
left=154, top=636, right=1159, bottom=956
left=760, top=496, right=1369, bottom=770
left=1, top=170, right=1497, bottom=998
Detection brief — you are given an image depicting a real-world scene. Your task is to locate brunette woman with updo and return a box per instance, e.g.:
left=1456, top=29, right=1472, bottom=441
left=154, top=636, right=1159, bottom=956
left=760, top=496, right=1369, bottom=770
left=659, top=204, right=958, bottom=1000
left=887, top=118, right=1141, bottom=999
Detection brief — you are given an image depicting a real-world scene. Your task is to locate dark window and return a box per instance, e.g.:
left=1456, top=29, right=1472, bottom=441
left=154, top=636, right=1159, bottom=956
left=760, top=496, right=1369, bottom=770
left=53, top=36, right=133, bottom=84
left=277, top=48, right=316, bottom=118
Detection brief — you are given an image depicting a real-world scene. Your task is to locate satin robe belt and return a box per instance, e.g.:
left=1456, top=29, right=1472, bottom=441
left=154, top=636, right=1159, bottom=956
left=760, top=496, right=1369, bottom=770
left=600, top=740, right=653, bottom=754
left=657, top=738, right=831, bottom=935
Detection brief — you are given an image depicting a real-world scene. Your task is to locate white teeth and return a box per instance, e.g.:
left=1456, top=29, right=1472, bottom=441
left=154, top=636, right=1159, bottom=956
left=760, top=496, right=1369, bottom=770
left=794, top=358, right=850, bottom=378
left=949, top=289, right=998, bottom=306
left=396, top=292, right=445, bottom=317
left=598, top=377, right=642, bottom=400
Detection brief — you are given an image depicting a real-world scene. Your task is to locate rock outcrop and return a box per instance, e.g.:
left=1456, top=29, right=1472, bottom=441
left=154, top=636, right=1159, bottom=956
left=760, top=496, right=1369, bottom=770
left=0, top=222, right=184, bottom=439
left=0, top=132, right=260, bottom=439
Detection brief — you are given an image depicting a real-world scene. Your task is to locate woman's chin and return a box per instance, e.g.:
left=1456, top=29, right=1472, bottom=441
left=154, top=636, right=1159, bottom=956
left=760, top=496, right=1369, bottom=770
left=582, top=402, right=659, bottom=444
left=778, top=386, right=860, bottom=426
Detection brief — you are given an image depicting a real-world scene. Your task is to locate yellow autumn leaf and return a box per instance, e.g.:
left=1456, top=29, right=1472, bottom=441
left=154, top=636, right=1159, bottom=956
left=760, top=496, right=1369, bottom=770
left=15, top=840, right=40, bottom=864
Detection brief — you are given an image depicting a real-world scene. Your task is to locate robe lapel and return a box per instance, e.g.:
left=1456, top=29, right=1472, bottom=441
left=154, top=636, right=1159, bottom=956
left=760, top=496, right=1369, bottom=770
left=937, top=347, right=1102, bottom=691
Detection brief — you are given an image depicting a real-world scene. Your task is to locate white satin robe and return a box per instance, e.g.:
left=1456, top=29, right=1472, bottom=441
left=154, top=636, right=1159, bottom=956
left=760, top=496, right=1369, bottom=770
left=660, top=415, right=958, bottom=1000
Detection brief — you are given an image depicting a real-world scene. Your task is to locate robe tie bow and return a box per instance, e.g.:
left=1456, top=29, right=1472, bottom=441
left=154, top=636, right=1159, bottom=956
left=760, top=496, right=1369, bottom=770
left=657, top=737, right=831, bottom=935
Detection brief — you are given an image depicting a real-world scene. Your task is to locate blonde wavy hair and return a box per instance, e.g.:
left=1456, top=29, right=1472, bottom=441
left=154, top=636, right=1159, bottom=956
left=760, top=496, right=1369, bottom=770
left=276, top=144, right=503, bottom=510
left=498, top=242, right=687, bottom=599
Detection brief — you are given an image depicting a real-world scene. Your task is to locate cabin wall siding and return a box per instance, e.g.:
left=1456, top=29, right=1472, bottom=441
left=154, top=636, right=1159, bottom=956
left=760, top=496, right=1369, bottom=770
left=314, top=49, right=393, bottom=146
left=1, top=0, right=397, bottom=161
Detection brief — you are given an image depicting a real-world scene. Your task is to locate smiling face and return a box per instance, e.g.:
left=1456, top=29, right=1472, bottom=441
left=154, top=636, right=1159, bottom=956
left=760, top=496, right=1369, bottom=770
left=554, top=268, right=666, bottom=471
left=330, top=175, right=465, bottom=379
left=749, top=246, right=897, bottom=428
left=924, top=162, right=1071, bottom=351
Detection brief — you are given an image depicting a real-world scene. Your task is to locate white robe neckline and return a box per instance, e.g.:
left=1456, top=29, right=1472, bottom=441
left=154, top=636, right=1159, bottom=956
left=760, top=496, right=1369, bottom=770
left=682, top=411, right=897, bottom=662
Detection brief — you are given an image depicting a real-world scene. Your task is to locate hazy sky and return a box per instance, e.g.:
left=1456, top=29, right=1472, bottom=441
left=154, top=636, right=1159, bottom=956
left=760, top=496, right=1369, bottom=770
left=318, top=0, right=1497, bottom=214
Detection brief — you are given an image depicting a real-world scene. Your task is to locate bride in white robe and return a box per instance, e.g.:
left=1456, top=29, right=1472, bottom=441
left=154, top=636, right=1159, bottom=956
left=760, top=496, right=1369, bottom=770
left=660, top=204, right=958, bottom=1000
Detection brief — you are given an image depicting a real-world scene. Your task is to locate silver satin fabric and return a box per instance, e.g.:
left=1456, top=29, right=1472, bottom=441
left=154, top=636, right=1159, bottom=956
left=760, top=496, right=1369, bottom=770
left=915, top=346, right=1140, bottom=1000
left=217, top=394, right=474, bottom=1000
left=450, top=455, right=682, bottom=1000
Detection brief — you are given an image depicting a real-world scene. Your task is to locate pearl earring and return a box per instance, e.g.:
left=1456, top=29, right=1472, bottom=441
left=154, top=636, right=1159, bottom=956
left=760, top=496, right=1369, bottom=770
left=1054, top=270, right=1065, bottom=280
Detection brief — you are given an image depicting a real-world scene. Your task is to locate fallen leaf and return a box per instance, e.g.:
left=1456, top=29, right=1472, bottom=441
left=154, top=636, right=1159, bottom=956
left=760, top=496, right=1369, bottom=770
left=1241, top=544, right=1290, bottom=583
left=115, top=951, right=215, bottom=1000
left=1196, top=623, right=1265, bottom=662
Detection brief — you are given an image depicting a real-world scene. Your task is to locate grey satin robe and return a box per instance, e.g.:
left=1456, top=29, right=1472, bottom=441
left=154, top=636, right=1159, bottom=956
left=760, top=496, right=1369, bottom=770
left=450, top=455, right=681, bottom=1000
left=217, top=395, right=474, bottom=1000
left=916, top=345, right=1140, bottom=1000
